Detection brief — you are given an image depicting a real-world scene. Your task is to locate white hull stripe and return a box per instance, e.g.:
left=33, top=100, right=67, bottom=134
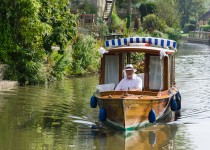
left=105, top=37, right=177, bottom=49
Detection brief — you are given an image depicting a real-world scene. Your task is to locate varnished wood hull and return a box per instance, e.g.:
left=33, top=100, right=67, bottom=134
left=95, top=87, right=179, bottom=131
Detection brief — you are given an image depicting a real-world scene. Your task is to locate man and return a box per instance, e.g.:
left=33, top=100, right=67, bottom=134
left=115, top=64, right=142, bottom=91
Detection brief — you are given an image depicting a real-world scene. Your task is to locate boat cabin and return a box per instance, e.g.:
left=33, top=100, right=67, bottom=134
left=99, top=37, right=177, bottom=91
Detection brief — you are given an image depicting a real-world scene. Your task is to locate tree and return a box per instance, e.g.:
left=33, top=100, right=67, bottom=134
left=176, top=0, right=207, bottom=28
left=115, top=0, right=149, bottom=28
left=116, top=0, right=148, bottom=8
left=154, top=0, right=180, bottom=29
left=127, top=0, right=132, bottom=29
left=139, top=2, right=156, bottom=22
left=39, top=0, right=78, bottom=53
left=0, top=0, right=51, bottom=84
left=142, top=14, right=166, bottom=32
left=79, top=0, right=98, bottom=14
left=0, top=0, right=78, bottom=84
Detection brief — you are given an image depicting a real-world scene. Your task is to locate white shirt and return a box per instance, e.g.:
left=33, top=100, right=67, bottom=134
left=115, top=74, right=142, bottom=91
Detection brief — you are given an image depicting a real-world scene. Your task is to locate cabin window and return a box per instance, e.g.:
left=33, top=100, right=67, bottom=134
left=104, top=55, right=119, bottom=85
left=149, top=56, right=164, bottom=90
left=130, top=52, right=145, bottom=73
left=122, top=52, right=145, bottom=87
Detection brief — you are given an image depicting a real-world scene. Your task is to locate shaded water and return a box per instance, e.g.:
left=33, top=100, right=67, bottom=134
left=0, top=43, right=210, bottom=150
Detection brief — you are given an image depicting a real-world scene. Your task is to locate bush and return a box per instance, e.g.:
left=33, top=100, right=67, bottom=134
left=139, top=2, right=156, bottom=22
left=200, top=25, right=210, bottom=32
left=183, top=23, right=196, bottom=33
left=142, top=14, right=166, bottom=32
left=69, top=35, right=101, bottom=76
left=151, top=30, right=168, bottom=38
left=189, top=19, right=197, bottom=25
left=164, top=27, right=181, bottom=41
left=110, top=5, right=126, bottom=33
left=4, top=52, right=47, bottom=85
left=45, top=50, right=71, bottom=81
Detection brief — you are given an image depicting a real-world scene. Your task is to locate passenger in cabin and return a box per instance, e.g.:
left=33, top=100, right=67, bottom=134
left=115, top=64, right=142, bottom=91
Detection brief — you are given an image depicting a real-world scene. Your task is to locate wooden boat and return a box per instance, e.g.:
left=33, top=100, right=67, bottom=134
left=90, top=37, right=181, bottom=131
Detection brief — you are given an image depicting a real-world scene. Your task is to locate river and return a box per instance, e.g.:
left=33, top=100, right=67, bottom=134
left=0, top=43, right=210, bottom=150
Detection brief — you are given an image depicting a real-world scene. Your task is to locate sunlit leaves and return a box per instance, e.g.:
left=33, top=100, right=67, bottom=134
left=70, top=35, right=100, bottom=75
left=0, top=0, right=78, bottom=84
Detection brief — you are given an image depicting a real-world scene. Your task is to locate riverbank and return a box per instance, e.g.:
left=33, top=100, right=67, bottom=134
left=0, top=80, right=18, bottom=90
left=0, top=64, right=18, bottom=90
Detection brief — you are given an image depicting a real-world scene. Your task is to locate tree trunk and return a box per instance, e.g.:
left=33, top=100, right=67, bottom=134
left=127, top=0, right=132, bottom=29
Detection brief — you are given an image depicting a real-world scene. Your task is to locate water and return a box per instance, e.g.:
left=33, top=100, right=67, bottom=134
left=173, top=43, right=210, bottom=150
left=0, top=43, right=210, bottom=150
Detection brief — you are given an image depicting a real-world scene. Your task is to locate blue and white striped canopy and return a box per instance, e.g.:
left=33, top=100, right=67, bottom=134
left=105, top=37, right=177, bottom=49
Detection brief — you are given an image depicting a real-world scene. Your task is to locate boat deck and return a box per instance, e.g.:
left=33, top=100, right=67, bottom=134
left=96, top=90, right=172, bottom=100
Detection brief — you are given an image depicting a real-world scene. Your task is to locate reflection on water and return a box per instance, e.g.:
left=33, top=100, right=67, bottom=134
left=0, top=77, right=99, bottom=150
left=0, top=43, right=210, bottom=149
left=75, top=126, right=177, bottom=150
left=74, top=112, right=178, bottom=150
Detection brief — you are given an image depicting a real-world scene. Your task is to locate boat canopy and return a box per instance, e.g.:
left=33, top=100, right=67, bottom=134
left=105, top=37, right=177, bottom=50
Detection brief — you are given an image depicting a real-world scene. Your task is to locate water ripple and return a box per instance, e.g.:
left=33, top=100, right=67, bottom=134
left=176, top=43, right=210, bottom=124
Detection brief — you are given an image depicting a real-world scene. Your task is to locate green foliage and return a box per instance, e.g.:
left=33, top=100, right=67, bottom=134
left=110, top=5, right=126, bottom=33
left=4, top=50, right=47, bottom=85
left=208, top=19, right=210, bottom=26
left=46, top=51, right=71, bottom=81
left=142, top=14, right=166, bottom=32
left=189, top=19, right=197, bottom=25
left=177, top=0, right=206, bottom=28
left=135, top=29, right=149, bottom=37
left=96, top=17, right=109, bottom=36
left=115, top=0, right=127, bottom=8
left=200, top=25, right=210, bottom=32
left=116, top=0, right=148, bottom=8
left=0, top=0, right=50, bottom=85
left=183, top=23, right=196, bottom=33
left=154, top=0, right=180, bottom=29
left=150, top=30, right=168, bottom=39
left=130, top=53, right=144, bottom=64
left=164, top=27, right=181, bottom=41
left=0, top=0, right=78, bottom=85
left=69, top=35, right=100, bottom=76
left=39, top=0, right=78, bottom=53
left=79, top=0, right=98, bottom=14
left=102, top=23, right=109, bottom=36
left=139, top=2, right=157, bottom=22
left=131, top=53, right=145, bottom=73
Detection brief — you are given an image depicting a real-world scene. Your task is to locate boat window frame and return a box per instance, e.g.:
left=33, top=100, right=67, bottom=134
left=100, top=53, right=124, bottom=85
left=144, top=54, right=169, bottom=91
left=100, top=50, right=171, bottom=91
left=169, top=55, right=175, bottom=86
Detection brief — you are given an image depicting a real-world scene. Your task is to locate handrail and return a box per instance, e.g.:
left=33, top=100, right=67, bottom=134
left=189, top=31, right=210, bottom=39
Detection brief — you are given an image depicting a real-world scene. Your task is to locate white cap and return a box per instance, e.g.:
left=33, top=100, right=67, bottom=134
left=124, top=64, right=137, bottom=72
